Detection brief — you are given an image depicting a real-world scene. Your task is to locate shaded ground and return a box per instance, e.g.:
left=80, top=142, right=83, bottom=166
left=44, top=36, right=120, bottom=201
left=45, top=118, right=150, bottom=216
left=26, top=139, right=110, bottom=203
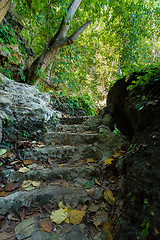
left=0, top=114, right=129, bottom=240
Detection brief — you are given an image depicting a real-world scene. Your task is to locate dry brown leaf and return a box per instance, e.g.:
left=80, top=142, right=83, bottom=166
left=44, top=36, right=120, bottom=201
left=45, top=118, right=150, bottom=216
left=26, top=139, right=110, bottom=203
left=23, top=160, right=33, bottom=165
left=104, top=190, right=115, bottom=205
left=102, top=221, right=113, bottom=240
left=39, top=218, right=53, bottom=233
left=5, top=182, right=21, bottom=192
left=70, top=210, right=85, bottom=225
left=88, top=203, right=100, bottom=213
left=0, top=191, right=9, bottom=197
left=93, top=214, right=107, bottom=229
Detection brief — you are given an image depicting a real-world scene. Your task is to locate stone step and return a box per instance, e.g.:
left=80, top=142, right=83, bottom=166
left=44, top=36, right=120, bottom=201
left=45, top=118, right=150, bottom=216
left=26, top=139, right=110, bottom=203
left=0, top=163, right=103, bottom=215
left=42, top=131, right=99, bottom=145
left=55, top=124, right=91, bottom=133
left=19, top=144, right=103, bottom=162
left=59, top=116, right=91, bottom=125
left=0, top=184, right=103, bottom=215
left=20, top=145, right=81, bottom=162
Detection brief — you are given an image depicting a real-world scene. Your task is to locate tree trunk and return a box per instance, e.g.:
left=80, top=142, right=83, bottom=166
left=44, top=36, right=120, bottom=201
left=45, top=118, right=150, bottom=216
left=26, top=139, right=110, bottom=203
left=24, top=0, right=91, bottom=84
left=0, top=0, right=11, bottom=23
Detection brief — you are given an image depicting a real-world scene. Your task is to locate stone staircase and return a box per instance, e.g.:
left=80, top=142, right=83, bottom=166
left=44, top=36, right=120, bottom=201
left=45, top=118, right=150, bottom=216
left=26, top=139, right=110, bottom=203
left=0, top=115, right=127, bottom=240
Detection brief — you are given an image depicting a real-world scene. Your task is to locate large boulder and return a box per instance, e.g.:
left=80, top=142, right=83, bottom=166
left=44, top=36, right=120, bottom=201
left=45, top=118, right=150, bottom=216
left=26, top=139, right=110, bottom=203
left=0, top=73, right=58, bottom=142
left=107, top=70, right=160, bottom=239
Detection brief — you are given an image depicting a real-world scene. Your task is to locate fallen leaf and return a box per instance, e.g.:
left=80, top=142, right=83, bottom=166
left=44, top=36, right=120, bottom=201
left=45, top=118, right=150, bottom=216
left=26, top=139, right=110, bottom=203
left=87, top=158, right=95, bottom=163
left=58, top=201, right=65, bottom=209
left=84, top=180, right=94, bottom=189
left=102, top=221, right=113, bottom=240
left=24, top=185, right=35, bottom=191
left=93, top=214, right=107, bottom=229
left=5, top=182, right=21, bottom=192
left=31, top=181, right=41, bottom=187
left=0, top=149, right=7, bottom=156
left=39, top=218, right=53, bottom=233
left=50, top=209, right=68, bottom=224
left=104, top=158, right=114, bottom=166
left=88, top=203, right=100, bottom=213
left=70, top=210, right=85, bottom=225
left=0, top=191, right=9, bottom=197
left=19, top=167, right=30, bottom=173
left=112, top=151, right=124, bottom=158
left=104, top=190, right=115, bottom=205
left=23, top=160, right=33, bottom=165
left=22, top=180, right=32, bottom=188
left=85, top=188, right=95, bottom=197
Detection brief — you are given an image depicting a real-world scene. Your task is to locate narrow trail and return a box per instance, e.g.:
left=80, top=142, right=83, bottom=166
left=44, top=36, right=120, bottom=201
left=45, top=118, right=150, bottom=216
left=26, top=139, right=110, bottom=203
left=0, top=114, right=127, bottom=240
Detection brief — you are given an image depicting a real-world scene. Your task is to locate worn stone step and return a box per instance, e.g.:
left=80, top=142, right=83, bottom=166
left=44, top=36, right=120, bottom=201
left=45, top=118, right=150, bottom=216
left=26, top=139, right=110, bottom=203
left=59, top=116, right=91, bottom=125
left=0, top=181, right=103, bottom=215
left=0, top=185, right=102, bottom=214
left=20, top=145, right=81, bottom=162
left=19, top=144, right=103, bottom=162
left=55, top=124, right=91, bottom=132
left=25, top=164, right=99, bottom=182
left=42, top=131, right=99, bottom=145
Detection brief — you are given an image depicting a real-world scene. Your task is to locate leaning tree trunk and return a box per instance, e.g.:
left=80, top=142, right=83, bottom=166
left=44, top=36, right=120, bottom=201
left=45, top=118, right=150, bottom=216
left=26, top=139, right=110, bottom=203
left=0, top=0, right=11, bottom=23
left=24, top=0, right=91, bottom=84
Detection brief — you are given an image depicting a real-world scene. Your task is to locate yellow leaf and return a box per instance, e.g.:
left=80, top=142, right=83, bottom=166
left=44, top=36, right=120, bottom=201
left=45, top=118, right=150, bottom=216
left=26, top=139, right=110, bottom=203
left=64, top=207, right=68, bottom=212
left=87, top=158, right=95, bottom=163
left=102, top=221, right=113, bottom=240
left=104, top=158, right=113, bottom=166
left=104, top=190, right=115, bottom=205
left=70, top=210, right=85, bottom=225
left=31, top=181, right=41, bottom=187
left=112, top=151, right=123, bottom=158
left=19, top=167, right=30, bottom=173
left=58, top=201, right=65, bottom=209
left=22, top=180, right=32, bottom=188
left=50, top=209, right=68, bottom=224
left=24, top=185, right=35, bottom=191
left=64, top=217, right=70, bottom=223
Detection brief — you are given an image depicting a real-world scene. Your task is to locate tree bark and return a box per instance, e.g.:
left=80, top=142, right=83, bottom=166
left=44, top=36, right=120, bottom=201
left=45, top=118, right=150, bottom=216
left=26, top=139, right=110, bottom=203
left=0, top=0, right=11, bottom=23
left=24, top=0, right=91, bottom=84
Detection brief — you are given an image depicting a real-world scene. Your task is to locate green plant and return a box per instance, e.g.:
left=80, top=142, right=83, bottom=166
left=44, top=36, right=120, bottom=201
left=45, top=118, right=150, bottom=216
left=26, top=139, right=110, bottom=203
left=23, top=130, right=29, bottom=138
left=140, top=220, right=150, bottom=237
left=3, top=116, right=13, bottom=126
left=127, top=63, right=160, bottom=92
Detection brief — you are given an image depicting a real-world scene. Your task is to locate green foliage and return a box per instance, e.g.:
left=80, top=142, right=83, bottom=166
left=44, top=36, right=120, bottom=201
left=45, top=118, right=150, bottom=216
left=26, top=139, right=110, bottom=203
left=127, top=63, right=160, bottom=91
left=51, top=93, right=97, bottom=116
left=140, top=220, right=150, bottom=237
left=0, top=24, right=17, bottom=45
left=1, top=0, right=160, bottom=109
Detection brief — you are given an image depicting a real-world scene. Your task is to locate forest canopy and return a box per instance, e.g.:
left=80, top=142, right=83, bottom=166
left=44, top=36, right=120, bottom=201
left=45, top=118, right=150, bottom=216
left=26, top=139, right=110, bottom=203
left=0, top=0, right=160, bottom=106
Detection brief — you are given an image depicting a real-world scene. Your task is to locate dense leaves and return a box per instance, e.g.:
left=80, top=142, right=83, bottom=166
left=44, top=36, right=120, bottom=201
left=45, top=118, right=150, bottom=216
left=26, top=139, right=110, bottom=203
left=1, top=0, right=160, bottom=105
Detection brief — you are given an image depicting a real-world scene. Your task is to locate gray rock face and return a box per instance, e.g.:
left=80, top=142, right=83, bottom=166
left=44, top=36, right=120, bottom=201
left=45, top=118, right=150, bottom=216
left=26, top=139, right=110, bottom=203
left=0, top=73, right=61, bottom=142
left=0, top=73, right=53, bottom=122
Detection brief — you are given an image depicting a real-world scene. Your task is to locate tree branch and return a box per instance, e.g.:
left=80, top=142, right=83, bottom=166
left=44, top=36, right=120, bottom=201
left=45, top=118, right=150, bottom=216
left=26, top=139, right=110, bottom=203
left=55, top=0, right=82, bottom=39
left=67, top=20, right=92, bottom=44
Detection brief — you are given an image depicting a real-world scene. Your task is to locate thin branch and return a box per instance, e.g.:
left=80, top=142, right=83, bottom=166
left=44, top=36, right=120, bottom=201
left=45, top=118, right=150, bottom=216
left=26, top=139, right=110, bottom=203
left=67, top=20, right=92, bottom=44
left=54, top=0, right=82, bottom=39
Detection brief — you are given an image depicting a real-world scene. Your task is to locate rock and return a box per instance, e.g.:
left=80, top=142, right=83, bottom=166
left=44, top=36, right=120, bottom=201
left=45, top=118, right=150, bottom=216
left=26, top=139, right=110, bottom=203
left=98, top=126, right=129, bottom=159
left=15, top=217, right=51, bottom=240
left=0, top=73, right=59, bottom=142
left=107, top=76, right=134, bottom=138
